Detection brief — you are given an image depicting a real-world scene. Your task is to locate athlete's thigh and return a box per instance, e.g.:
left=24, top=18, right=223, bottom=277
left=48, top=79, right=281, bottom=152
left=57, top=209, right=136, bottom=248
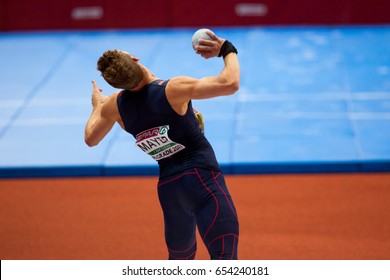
left=158, top=174, right=197, bottom=250
left=193, top=168, right=239, bottom=258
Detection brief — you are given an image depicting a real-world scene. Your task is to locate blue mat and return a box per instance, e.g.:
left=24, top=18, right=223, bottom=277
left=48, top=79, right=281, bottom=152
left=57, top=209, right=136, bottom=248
left=0, top=26, right=389, bottom=178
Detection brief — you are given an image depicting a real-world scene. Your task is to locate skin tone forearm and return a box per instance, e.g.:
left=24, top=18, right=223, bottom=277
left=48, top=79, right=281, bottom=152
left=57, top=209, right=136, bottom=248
left=84, top=81, right=114, bottom=147
left=216, top=52, right=240, bottom=93
left=84, top=105, right=103, bottom=145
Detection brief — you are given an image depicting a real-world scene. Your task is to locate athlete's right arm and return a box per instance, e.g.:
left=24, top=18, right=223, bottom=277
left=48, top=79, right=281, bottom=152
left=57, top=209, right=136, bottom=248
left=166, top=35, right=240, bottom=114
left=168, top=52, right=239, bottom=94
left=166, top=41, right=240, bottom=115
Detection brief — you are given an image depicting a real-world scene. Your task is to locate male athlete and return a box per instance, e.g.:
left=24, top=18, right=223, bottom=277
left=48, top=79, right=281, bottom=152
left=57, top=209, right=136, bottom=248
left=84, top=30, right=240, bottom=260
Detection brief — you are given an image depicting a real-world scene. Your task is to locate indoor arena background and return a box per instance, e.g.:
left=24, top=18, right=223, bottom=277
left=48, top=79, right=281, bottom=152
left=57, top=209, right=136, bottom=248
left=0, top=0, right=390, bottom=260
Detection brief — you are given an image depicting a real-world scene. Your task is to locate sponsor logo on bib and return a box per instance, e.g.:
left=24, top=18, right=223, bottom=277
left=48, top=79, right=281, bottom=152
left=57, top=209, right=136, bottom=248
left=135, top=125, right=185, bottom=160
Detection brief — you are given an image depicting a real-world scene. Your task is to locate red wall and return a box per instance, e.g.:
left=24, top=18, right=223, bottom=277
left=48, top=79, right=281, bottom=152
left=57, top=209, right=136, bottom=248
left=1, top=0, right=389, bottom=31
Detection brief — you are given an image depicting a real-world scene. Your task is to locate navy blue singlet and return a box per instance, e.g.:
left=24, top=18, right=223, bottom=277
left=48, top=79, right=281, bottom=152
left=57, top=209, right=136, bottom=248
left=117, top=80, right=220, bottom=178
left=117, top=80, right=239, bottom=260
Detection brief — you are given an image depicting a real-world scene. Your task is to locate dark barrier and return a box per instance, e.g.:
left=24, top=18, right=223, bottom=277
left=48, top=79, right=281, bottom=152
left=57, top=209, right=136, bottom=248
left=1, top=0, right=390, bottom=31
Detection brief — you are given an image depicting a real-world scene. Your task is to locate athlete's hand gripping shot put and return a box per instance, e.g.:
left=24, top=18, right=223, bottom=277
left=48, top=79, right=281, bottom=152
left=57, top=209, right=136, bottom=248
left=84, top=29, right=240, bottom=260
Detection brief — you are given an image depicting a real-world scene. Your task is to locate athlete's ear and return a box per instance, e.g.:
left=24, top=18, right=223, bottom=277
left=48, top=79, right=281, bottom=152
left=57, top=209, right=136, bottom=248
left=131, top=56, right=140, bottom=62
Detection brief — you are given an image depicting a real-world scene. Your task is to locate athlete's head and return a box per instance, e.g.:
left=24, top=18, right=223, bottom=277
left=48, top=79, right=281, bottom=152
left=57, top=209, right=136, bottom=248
left=97, top=50, right=143, bottom=90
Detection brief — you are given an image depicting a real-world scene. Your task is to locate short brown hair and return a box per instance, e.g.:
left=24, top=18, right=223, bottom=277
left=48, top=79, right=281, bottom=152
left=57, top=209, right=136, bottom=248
left=97, top=50, right=143, bottom=89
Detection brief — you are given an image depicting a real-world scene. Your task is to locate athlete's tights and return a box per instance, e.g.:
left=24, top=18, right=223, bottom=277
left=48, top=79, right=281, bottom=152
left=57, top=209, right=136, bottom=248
left=158, top=168, right=239, bottom=260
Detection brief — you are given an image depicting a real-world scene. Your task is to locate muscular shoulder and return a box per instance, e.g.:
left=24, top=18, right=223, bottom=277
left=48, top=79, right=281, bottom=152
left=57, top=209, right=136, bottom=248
left=165, top=77, right=197, bottom=115
left=167, top=76, right=197, bottom=93
left=166, top=76, right=198, bottom=101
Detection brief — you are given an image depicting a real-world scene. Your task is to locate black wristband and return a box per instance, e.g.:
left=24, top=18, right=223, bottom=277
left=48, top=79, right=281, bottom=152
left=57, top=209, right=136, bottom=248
left=218, top=40, right=238, bottom=59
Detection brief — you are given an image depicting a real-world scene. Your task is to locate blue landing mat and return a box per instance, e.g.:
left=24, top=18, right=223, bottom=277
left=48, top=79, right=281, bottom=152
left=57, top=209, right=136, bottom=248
left=0, top=26, right=389, bottom=178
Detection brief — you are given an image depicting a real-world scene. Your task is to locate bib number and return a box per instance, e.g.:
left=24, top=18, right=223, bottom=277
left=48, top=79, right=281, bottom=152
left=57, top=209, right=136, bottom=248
left=135, top=125, right=185, bottom=160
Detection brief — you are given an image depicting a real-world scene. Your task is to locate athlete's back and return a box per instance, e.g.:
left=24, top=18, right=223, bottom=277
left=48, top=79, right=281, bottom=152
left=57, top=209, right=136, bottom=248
left=117, top=80, right=220, bottom=178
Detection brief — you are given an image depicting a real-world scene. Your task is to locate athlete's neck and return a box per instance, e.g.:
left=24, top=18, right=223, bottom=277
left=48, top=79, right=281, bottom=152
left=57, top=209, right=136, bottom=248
left=126, top=65, right=158, bottom=92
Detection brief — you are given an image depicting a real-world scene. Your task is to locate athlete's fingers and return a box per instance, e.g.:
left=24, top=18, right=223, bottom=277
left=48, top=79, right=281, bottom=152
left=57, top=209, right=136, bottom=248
left=195, top=49, right=212, bottom=59
left=91, top=81, right=104, bottom=107
left=206, top=30, right=218, bottom=41
left=196, top=38, right=221, bottom=58
left=195, top=48, right=214, bottom=57
left=197, top=38, right=216, bottom=47
left=91, top=80, right=103, bottom=93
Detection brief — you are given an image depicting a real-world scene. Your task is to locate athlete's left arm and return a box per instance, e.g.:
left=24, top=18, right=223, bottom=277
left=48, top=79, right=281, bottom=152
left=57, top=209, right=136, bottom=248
left=84, top=80, right=116, bottom=147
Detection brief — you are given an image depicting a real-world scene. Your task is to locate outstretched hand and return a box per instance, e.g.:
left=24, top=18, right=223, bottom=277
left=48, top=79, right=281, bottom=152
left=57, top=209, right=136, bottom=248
left=91, top=80, right=108, bottom=107
left=194, top=31, right=225, bottom=59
